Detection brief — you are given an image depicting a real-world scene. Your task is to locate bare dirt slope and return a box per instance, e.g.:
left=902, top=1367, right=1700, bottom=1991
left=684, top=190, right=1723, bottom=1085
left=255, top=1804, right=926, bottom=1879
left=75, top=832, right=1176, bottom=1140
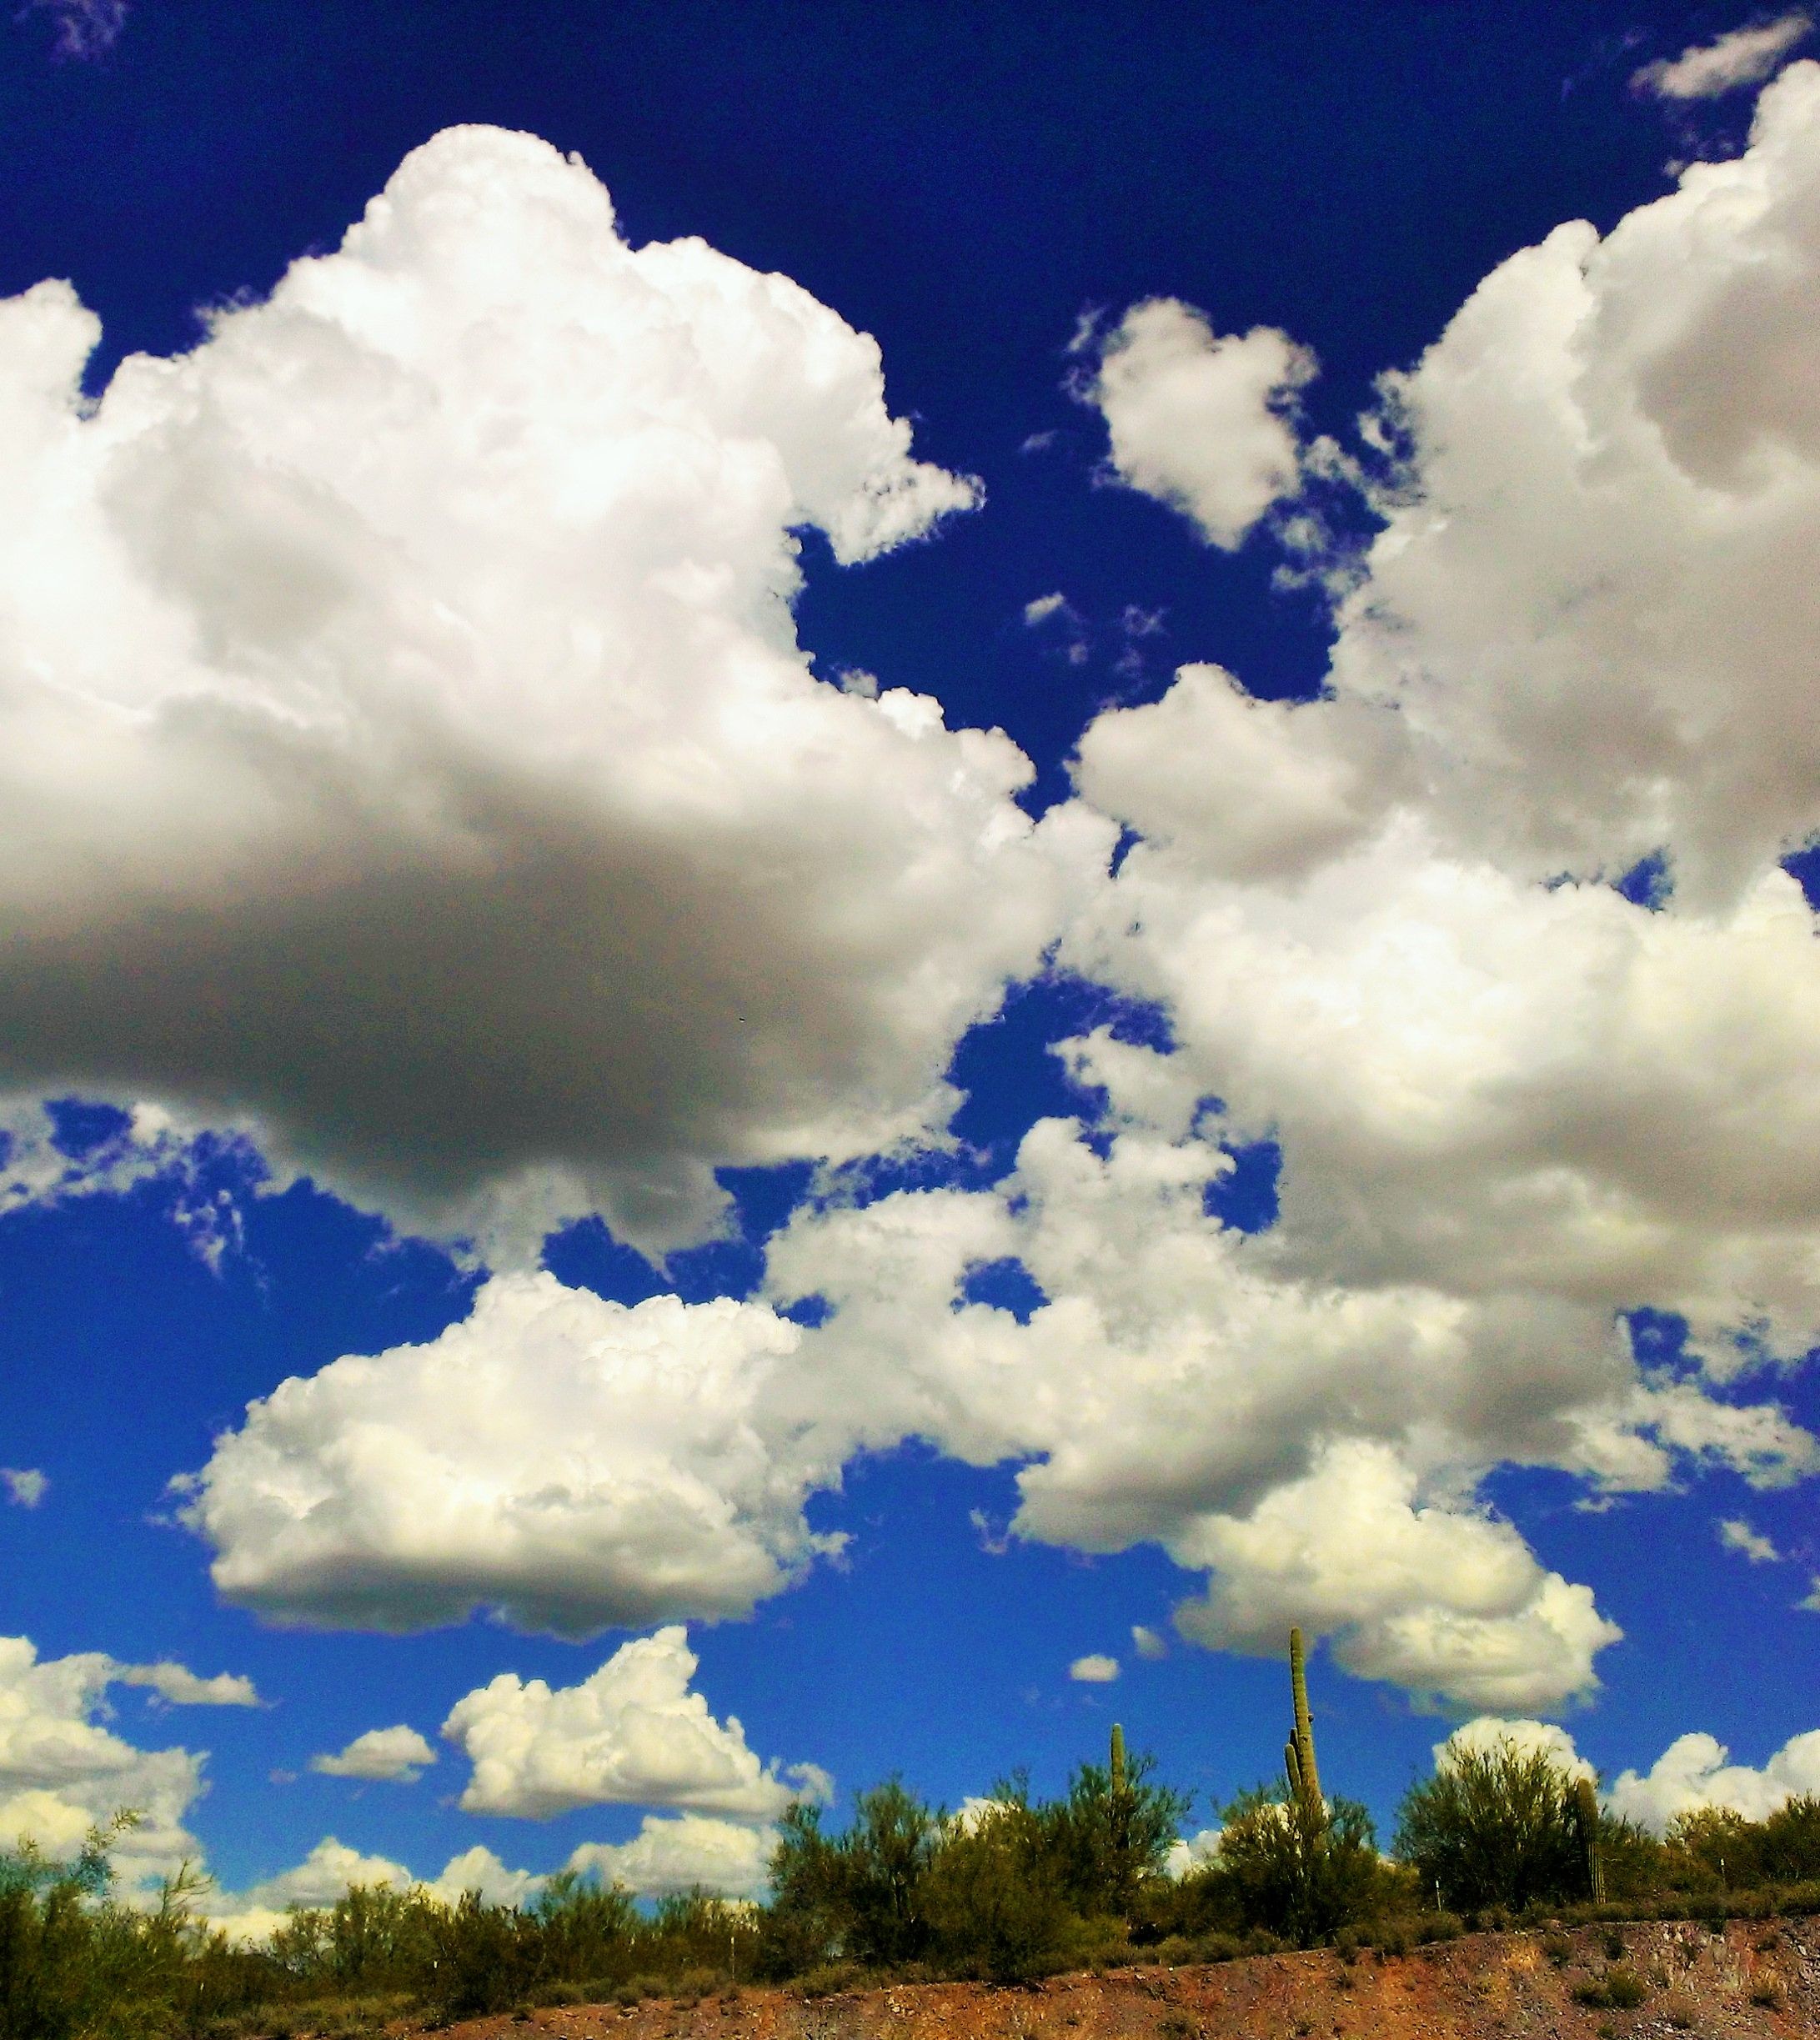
left=418, top=1917, right=1820, bottom=2040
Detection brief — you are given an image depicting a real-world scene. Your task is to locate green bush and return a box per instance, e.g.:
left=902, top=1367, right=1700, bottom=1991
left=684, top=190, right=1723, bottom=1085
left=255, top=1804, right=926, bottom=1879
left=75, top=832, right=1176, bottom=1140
left=1193, top=1787, right=1396, bottom=1947
left=1395, top=1737, right=1588, bottom=1912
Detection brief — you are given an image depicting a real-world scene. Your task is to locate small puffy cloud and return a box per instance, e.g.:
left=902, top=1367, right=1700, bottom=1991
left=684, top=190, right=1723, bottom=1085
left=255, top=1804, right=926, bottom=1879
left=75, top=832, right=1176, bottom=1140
left=113, top=1662, right=261, bottom=1708
left=442, top=1626, right=828, bottom=1821
left=0, top=124, right=1104, bottom=1261
left=1717, top=1517, right=1782, bottom=1564
left=1, top=1469, right=47, bottom=1509
left=309, top=1726, right=437, bottom=1783
left=1608, top=1728, right=1820, bottom=1831
left=181, top=1274, right=845, bottom=1634
left=1131, top=1624, right=1169, bottom=1661
left=1800, top=1577, right=1820, bottom=1611
left=567, top=1814, right=775, bottom=1899
left=1632, top=13, right=1811, bottom=99
left=0, top=1636, right=208, bottom=1897
left=1080, top=298, right=1316, bottom=547
left=1068, top=1653, right=1120, bottom=1683
left=1023, top=592, right=1071, bottom=626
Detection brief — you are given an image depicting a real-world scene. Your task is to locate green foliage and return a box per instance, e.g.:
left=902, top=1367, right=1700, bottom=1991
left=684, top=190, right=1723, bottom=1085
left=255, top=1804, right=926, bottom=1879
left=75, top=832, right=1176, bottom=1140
left=1395, top=1737, right=1587, bottom=1913
left=1191, top=1785, right=1393, bottom=1947
left=1759, top=1794, right=1820, bottom=1884
left=920, top=1794, right=1072, bottom=1982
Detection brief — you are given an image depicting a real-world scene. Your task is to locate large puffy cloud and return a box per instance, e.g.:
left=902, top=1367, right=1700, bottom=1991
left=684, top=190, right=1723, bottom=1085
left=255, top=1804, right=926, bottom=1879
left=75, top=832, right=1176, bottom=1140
left=0, top=123, right=1105, bottom=1256
left=0, top=1637, right=213, bottom=1895
left=442, top=1626, right=825, bottom=1819
left=1608, top=1728, right=1820, bottom=1830
left=1080, top=300, right=1315, bottom=548
left=1030, top=68, right=1820, bottom=1703
left=1311, top=64, right=1820, bottom=905
left=181, top=1274, right=838, bottom=1634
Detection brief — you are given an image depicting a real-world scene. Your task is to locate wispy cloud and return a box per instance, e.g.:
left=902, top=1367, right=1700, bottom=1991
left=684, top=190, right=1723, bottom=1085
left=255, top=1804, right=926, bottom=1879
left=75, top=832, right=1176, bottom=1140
left=1068, top=1653, right=1120, bottom=1683
left=1632, top=12, right=1811, bottom=100
left=19, top=0, right=129, bottom=58
left=1, top=1467, right=47, bottom=1509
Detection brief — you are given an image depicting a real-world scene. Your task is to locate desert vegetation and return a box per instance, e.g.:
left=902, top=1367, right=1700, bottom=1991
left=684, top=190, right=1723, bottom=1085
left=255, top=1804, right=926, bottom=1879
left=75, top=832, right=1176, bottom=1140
left=6, top=1634, right=1820, bottom=2038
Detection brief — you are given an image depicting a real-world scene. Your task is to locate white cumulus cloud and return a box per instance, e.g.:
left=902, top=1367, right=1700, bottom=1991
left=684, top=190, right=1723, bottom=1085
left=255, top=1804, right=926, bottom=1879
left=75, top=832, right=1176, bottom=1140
left=309, top=1725, right=437, bottom=1783
left=180, top=1274, right=842, bottom=1633
left=1608, top=1727, right=1820, bottom=1830
left=1080, top=299, right=1316, bottom=547
left=568, top=1813, right=775, bottom=1898
left=0, top=123, right=1105, bottom=1261
left=0, top=1637, right=209, bottom=1897
left=1068, top=1654, right=1120, bottom=1683
left=1, top=1468, right=47, bottom=1509
left=442, top=1626, right=827, bottom=1820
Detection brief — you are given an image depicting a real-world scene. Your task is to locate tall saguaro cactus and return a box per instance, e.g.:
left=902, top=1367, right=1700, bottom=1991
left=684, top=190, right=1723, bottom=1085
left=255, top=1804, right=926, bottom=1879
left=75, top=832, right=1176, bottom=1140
left=1572, top=1774, right=1606, bottom=1902
left=1109, top=1722, right=1127, bottom=1795
left=1284, top=1626, right=1322, bottom=1812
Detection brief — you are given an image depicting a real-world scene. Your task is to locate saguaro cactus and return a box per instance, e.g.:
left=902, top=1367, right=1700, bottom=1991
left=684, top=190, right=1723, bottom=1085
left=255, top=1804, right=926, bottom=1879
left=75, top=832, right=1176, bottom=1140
left=1572, top=1774, right=1606, bottom=1902
left=1286, top=1626, right=1322, bottom=1812
left=1109, top=1722, right=1127, bottom=1794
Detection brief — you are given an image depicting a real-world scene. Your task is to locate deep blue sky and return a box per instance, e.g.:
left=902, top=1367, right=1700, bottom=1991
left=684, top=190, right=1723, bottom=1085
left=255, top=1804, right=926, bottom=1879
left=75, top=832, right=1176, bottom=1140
left=3, top=0, right=1817, bottom=1903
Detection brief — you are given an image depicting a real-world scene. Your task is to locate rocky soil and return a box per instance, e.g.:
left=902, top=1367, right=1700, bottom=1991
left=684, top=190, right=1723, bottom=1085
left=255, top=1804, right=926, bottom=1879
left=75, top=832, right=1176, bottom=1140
left=414, top=1916, right=1820, bottom=2040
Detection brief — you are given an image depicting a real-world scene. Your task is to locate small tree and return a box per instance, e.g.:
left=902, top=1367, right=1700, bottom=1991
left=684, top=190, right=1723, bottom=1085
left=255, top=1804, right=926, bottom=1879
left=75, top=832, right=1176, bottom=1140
left=922, top=1792, right=1072, bottom=1982
left=1395, top=1737, right=1586, bottom=1913
left=1046, top=1747, right=1192, bottom=1920
left=1210, top=1786, right=1389, bottom=1944
left=1760, top=1794, right=1820, bottom=1885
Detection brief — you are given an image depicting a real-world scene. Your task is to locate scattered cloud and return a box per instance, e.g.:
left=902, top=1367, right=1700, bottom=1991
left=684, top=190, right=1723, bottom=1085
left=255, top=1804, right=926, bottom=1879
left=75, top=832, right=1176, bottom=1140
left=441, top=1626, right=830, bottom=1820
left=19, top=0, right=127, bottom=59
left=1131, top=1624, right=1169, bottom=1661
left=1632, top=13, right=1811, bottom=99
left=309, top=1726, right=437, bottom=1783
left=1717, top=1517, right=1781, bottom=1564
left=1609, top=1727, right=1820, bottom=1829
left=203, top=1836, right=543, bottom=1942
left=0, top=1637, right=208, bottom=1897
left=1, top=1468, right=46, bottom=1508
left=1023, top=592, right=1072, bottom=626
left=113, top=1661, right=262, bottom=1707
left=568, top=1814, right=775, bottom=1898
left=1068, top=1653, right=1120, bottom=1683
left=1077, top=298, right=1316, bottom=547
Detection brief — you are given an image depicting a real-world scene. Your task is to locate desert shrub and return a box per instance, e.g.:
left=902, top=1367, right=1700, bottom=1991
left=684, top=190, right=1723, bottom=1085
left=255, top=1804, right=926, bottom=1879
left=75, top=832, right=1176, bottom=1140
left=762, top=1780, right=939, bottom=1976
left=1395, top=1738, right=1588, bottom=1912
left=1758, top=1795, right=1820, bottom=1884
left=1197, top=1787, right=1392, bottom=1947
left=921, top=1795, right=1074, bottom=1982
left=1044, top=1752, right=1193, bottom=1922
left=1665, top=1807, right=1761, bottom=1890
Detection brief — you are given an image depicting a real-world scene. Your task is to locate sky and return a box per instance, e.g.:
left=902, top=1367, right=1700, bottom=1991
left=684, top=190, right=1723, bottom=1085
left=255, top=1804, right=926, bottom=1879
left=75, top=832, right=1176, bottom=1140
left=4, top=0, right=1820, bottom=1931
